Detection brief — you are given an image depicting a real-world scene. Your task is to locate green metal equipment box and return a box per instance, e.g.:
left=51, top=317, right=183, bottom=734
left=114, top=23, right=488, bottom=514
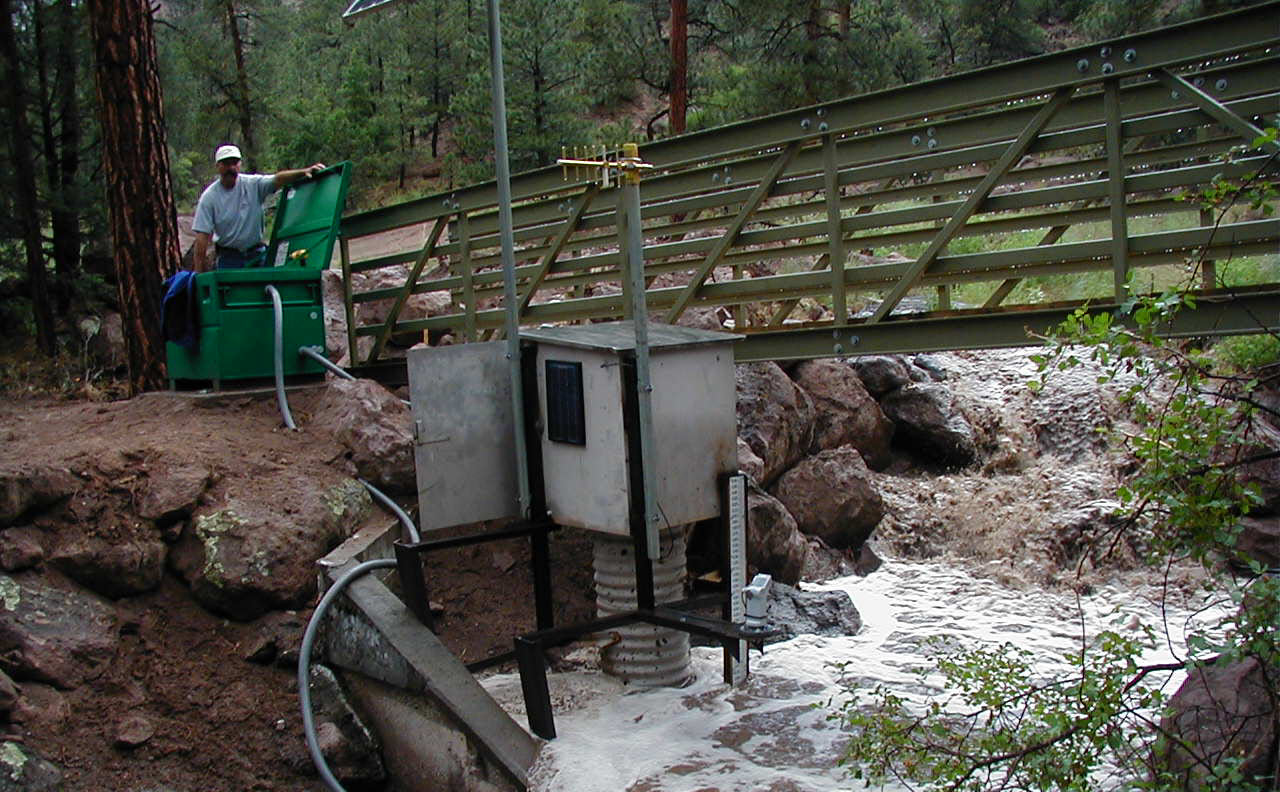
left=166, top=162, right=351, bottom=389
left=166, top=268, right=325, bottom=387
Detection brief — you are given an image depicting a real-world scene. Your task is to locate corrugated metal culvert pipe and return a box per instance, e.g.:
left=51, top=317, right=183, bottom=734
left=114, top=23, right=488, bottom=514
left=592, top=528, right=692, bottom=687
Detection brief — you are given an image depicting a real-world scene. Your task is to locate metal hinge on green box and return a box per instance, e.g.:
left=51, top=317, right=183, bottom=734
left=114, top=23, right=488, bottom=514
left=167, top=161, right=352, bottom=389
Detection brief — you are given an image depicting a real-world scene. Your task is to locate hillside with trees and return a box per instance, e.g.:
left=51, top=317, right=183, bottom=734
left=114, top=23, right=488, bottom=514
left=0, top=0, right=1270, bottom=390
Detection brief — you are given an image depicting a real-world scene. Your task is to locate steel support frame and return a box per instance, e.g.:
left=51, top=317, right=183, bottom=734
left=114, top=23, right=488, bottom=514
left=368, top=214, right=451, bottom=363
left=869, top=87, right=1076, bottom=322
left=664, top=142, right=801, bottom=323
left=517, top=185, right=599, bottom=317
left=734, top=287, right=1280, bottom=362
left=1105, top=79, right=1129, bottom=299
left=359, top=217, right=1277, bottom=339
left=824, top=134, right=847, bottom=324
left=339, top=237, right=357, bottom=363
left=513, top=593, right=759, bottom=740
left=346, top=99, right=1273, bottom=315
left=1155, top=69, right=1280, bottom=155
left=392, top=518, right=557, bottom=639
left=460, top=213, right=477, bottom=342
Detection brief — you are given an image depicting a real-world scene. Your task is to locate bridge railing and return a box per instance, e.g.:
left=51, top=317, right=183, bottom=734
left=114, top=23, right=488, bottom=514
left=336, top=2, right=1280, bottom=365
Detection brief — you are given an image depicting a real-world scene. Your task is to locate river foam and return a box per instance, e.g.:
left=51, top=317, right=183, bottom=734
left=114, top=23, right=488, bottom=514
left=484, top=559, right=1223, bottom=792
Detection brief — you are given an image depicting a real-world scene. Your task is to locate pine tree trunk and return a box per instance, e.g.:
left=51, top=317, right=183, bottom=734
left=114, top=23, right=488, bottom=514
left=224, top=0, right=256, bottom=170
left=53, top=0, right=83, bottom=296
left=669, top=0, right=687, bottom=135
left=35, top=0, right=83, bottom=310
left=1, top=0, right=58, bottom=357
left=86, top=0, right=181, bottom=395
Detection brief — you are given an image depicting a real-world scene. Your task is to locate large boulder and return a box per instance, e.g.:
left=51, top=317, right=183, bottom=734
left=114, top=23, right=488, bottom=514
left=0, top=572, right=117, bottom=689
left=0, top=528, right=43, bottom=573
left=745, top=488, right=807, bottom=585
left=736, top=438, right=765, bottom=484
left=736, top=362, right=815, bottom=487
left=849, top=355, right=915, bottom=398
left=1233, top=517, right=1279, bottom=570
left=352, top=266, right=453, bottom=351
left=0, top=466, right=78, bottom=528
left=1156, top=656, right=1277, bottom=790
left=1234, top=425, right=1280, bottom=516
left=770, top=447, right=884, bottom=549
left=764, top=582, right=861, bottom=644
left=313, top=379, right=415, bottom=495
left=307, top=665, right=387, bottom=787
left=170, top=478, right=372, bottom=620
left=792, top=359, right=893, bottom=469
left=880, top=382, right=977, bottom=469
left=321, top=270, right=370, bottom=367
left=0, top=669, right=17, bottom=718
left=137, top=461, right=211, bottom=523
left=49, top=534, right=167, bottom=599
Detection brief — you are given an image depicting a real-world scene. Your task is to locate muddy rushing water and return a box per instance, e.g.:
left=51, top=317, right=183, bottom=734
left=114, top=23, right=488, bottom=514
left=475, top=348, right=1212, bottom=790
left=487, top=558, right=1222, bottom=792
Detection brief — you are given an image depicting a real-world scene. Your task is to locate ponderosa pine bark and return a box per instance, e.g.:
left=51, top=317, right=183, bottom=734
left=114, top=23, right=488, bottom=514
left=224, top=0, right=257, bottom=171
left=669, top=0, right=687, bottom=135
left=86, top=0, right=181, bottom=394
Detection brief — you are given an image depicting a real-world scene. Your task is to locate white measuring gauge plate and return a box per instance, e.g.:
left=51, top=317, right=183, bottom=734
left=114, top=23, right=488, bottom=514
left=726, top=474, right=748, bottom=686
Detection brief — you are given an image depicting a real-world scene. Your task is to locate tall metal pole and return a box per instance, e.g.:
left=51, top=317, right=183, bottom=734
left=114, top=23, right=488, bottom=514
left=486, top=0, right=530, bottom=517
left=620, top=143, right=660, bottom=559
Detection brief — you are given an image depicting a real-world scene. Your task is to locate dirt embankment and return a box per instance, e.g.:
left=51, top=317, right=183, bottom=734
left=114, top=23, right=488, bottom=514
left=0, top=390, right=597, bottom=791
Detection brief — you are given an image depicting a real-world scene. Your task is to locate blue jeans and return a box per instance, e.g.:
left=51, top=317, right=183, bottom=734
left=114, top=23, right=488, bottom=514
left=215, top=243, right=267, bottom=269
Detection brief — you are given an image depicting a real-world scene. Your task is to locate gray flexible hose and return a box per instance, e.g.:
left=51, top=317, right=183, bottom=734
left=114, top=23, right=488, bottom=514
left=300, top=346, right=355, bottom=380
left=266, top=285, right=297, bottom=429
left=358, top=478, right=421, bottom=544
left=298, top=558, right=397, bottom=792
left=298, top=345, right=411, bottom=407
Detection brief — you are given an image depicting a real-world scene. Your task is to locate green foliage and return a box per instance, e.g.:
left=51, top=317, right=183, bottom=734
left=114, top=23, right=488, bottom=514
left=954, top=0, right=1045, bottom=66
left=1177, top=129, right=1279, bottom=220
left=1212, top=334, right=1280, bottom=372
left=836, top=625, right=1167, bottom=791
left=447, top=0, right=591, bottom=183
left=693, top=0, right=928, bottom=128
left=1077, top=0, right=1197, bottom=38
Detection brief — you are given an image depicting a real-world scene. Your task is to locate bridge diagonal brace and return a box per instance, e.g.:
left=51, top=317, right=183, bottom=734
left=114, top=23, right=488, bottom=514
left=516, top=185, right=600, bottom=318
left=868, top=86, right=1076, bottom=323
left=664, top=141, right=801, bottom=324
left=983, top=224, right=1070, bottom=308
left=367, top=214, right=451, bottom=364
left=1156, top=69, right=1280, bottom=155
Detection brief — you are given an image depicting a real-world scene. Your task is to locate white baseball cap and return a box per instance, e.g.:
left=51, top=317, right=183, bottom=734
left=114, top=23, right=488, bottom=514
left=214, top=144, right=242, bottom=162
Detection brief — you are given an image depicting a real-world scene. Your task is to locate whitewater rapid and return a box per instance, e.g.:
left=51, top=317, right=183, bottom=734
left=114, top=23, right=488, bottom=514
left=479, top=559, right=1222, bottom=792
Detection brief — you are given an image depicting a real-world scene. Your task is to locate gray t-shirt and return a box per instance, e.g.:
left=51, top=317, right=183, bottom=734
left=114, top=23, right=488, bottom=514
left=192, top=173, right=278, bottom=252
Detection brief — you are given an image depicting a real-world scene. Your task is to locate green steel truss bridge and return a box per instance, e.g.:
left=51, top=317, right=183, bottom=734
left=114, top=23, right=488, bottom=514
left=337, top=2, right=1280, bottom=369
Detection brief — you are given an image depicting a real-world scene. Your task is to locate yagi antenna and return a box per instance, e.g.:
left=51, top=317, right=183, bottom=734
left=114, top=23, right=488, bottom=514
left=342, top=0, right=406, bottom=19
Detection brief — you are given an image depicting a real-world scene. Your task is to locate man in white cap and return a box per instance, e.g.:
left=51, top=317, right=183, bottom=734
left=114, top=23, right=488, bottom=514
left=191, top=144, right=326, bottom=271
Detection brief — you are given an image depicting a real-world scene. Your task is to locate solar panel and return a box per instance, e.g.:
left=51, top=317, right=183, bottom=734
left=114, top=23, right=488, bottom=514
left=342, top=0, right=404, bottom=19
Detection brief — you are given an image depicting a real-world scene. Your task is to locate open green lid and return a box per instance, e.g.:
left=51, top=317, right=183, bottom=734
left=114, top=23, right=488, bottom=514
left=265, top=160, right=352, bottom=269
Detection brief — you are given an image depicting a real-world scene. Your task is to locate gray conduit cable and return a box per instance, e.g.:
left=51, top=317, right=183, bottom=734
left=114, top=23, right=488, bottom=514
left=299, top=346, right=355, bottom=380
left=358, top=478, right=421, bottom=544
left=266, top=285, right=297, bottom=430
left=298, top=558, right=397, bottom=792
left=298, top=345, right=411, bottom=407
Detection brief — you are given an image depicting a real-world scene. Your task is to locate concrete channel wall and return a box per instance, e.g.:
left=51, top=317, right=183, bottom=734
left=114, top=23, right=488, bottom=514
left=316, top=522, right=537, bottom=792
